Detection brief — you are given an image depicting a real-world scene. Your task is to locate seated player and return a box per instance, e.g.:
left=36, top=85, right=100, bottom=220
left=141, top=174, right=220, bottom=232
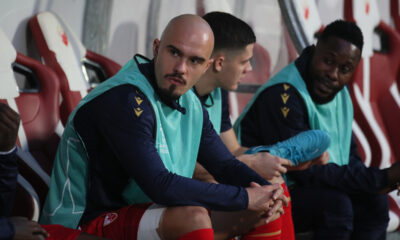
left=193, top=12, right=330, bottom=240
left=234, top=20, right=400, bottom=240
left=0, top=103, right=108, bottom=240
left=40, top=14, right=288, bottom=240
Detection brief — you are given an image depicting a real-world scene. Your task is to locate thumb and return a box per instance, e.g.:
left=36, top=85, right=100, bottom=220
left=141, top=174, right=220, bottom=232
left=250, top=181, right=261, bottom=188
left=280, top=157, right=293, bottom=167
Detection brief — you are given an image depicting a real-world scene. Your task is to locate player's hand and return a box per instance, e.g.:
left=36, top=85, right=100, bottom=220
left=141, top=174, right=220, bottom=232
left=0, top=103, right=20, bottom=152
left=288, top=151, right=330, bottom=171
left=311, top=151, right=330, bottom=166
left=265, top=187, right=288, bottom=223
left=246, top=182, right=288, bottom=223
left=10, top=217, right=48, bottom=240
left=264, top=198, right=284, bottom=223
left=239, top=152, right=292, bottom=180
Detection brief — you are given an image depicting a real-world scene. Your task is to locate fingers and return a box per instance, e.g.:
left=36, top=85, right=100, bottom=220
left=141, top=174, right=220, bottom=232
left=314, top=151, right=330, bottom=165
left=0, top=113, right=19, bottom=131
left=277, top=193, right=289, bottom=207
left=272, top=155, right=290, bottom=174
left=250, top=181, right=261, bottom=188
left=10, top=217, right=49, bottom=240
left=279, top=157, right=293, bottom=167
left=0, top=113, right=20, bottom=133
left=269, top=200, right=282, bottom=216
left=0, top=103, right=19, bottom=117
left=0, top=103, right=20, bottom=127
left=271, top=186, right=283, bottom=200
left=265, top=200, right=283, bottom=223
left=32, top=224, right=49, bottom=238
left=34, top=235, right=46, bottom=240
left=264, top=187, right=286, bottom=223
left=287, top=160, right=313, bottom=171
left=259, top=183, right=281, bottom=196
left=323, top=151, right=330, bottom=163
left=276, top=164, right=287, bottom=175
left=252, top=153, right=291, bottom=179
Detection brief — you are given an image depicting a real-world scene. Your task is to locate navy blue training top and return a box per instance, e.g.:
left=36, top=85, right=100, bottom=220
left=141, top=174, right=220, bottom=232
left=239, top=47, right=361, bottom=164
left=74, top=58, right=269, bottom=224
left=0, top=149, right=18, bottom=240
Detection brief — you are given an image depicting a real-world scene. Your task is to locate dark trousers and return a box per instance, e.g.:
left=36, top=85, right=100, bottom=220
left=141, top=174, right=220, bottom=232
left=288, top=159, right=389, bottom=240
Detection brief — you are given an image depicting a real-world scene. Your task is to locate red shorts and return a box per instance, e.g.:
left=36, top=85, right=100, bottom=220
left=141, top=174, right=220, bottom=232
left=281, top=182, right=295, bottom=240
left=41, top=224, right=81, bottom=240
left=80, top=203, right=153, bottom=240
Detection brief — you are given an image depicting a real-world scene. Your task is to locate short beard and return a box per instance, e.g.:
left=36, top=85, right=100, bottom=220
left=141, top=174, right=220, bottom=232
left=307, top=75, right=343, bottom=105
left=311, top=92, right=337, bottom=104
left=310, top=86, right=342, bottom=104
left=157, top=84, right=180, bottom=101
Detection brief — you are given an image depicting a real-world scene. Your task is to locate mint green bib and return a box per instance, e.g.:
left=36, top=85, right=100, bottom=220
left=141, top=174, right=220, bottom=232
left=234, top=62, right=353, bottom=166
left=41, top=57, right=204, bottom=228
left=204, top=88, right=222, bottom=134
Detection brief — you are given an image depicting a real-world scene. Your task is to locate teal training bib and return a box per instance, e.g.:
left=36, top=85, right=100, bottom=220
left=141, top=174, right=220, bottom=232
left=234, top=62, right=353, bottom=166
left=204, top=88, right=222, bottom=134
left=41, top=56, right=204, bottom=228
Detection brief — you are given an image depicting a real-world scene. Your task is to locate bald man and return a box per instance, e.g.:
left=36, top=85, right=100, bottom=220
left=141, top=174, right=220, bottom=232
left=40, top=14, right=286, bottom=240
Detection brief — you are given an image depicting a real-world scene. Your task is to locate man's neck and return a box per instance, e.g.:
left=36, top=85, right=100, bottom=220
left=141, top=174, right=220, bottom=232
left=195, top=72, right=218, bottom=97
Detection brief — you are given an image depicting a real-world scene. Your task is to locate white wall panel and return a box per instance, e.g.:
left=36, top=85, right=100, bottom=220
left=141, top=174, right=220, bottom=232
left=107, top=0, right=150, bottom=65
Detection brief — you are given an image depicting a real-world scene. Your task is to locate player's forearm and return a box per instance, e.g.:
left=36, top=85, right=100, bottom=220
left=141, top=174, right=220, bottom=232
left=145, top=168, right=249, bottom=211
left=193, top=163, right=217, bottom=183
left=230, top=146, right=248, bottom=157
left=236, top=153, right=254, bottom=168
left=220, top=129, right=248, bottom=157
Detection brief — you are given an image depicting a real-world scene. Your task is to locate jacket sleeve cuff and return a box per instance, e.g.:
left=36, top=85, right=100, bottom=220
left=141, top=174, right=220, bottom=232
left=0, top=146, right=16, bottom=155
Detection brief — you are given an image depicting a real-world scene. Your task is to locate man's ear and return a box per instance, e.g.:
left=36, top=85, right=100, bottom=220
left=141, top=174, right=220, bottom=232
left=153, top=39, right=160, bottom=58
left=213, top=55, right=225, bottom=72
left=204, top=58, right=214, bottom=72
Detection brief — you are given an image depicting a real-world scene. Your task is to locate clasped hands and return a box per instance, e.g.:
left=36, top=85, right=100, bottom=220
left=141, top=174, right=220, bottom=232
left=246, top=182, right=289, bottom=223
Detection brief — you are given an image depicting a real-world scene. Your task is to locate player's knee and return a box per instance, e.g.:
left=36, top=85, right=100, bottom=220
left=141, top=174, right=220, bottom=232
left=161, top=206, right=211, bottom=232
left=181, top=206, right=211, bottom=228
left=159, top=206, right=211, bottom=239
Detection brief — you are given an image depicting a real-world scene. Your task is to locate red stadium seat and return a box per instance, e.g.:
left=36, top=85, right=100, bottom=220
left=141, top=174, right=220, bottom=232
left=344, top=0, right=399, bottom=168
left=391, top=0, right=400, bottom=33
left=390, top=0, right=400, bottom=93
left=344, top=0, right=400, bottom=231
left=0, top=28, right=61, bottom=219
left=29, top=11, right=121, bottom=125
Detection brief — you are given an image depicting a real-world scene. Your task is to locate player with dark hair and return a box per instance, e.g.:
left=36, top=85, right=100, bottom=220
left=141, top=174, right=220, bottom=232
left=195, top=12, right=294, bottom=240
left=203, top=11, right=256, bottom=51
left=234, top=20, right=400, bottom=240
left=194, top=11, right=333, bottom=240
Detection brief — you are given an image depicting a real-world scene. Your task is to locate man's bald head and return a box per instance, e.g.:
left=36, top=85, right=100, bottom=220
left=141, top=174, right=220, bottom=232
left=160, top=14, right=214, bottom=57
left=152, top=14, right=215, bottom=100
